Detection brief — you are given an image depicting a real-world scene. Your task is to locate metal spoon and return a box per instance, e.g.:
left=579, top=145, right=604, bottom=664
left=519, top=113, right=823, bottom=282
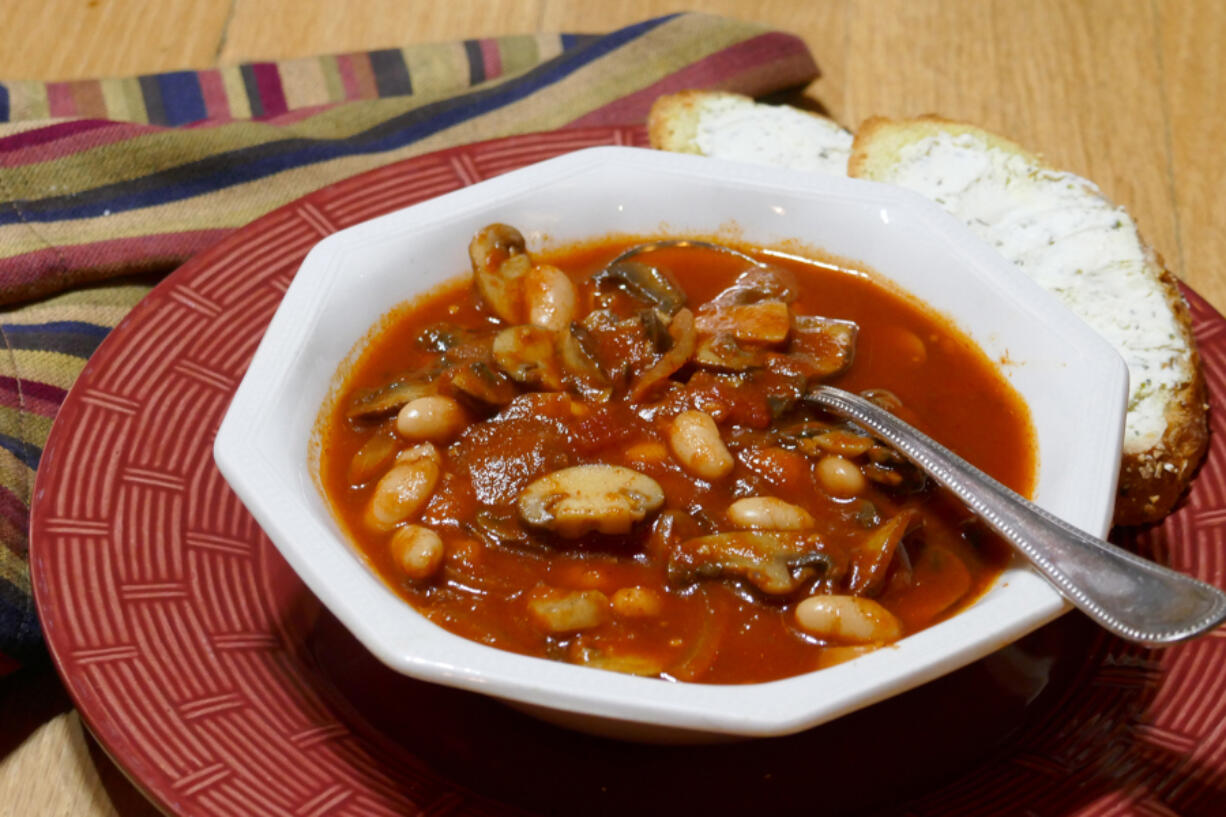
left=807, top=385, right=1226, bottom=646
left=606, top=238, right=765, bottom=269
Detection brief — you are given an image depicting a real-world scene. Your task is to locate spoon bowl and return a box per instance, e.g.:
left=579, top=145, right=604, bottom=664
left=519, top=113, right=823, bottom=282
left=605, top=238, right=766, bottom=269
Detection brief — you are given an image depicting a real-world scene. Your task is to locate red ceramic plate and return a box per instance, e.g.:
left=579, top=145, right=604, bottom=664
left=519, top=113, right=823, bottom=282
left=30, top=126, right=1226, bottom=817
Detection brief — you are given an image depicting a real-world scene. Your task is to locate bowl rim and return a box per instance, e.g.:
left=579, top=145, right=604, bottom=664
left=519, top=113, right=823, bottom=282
left=214, top=146, right=1127, bottom=737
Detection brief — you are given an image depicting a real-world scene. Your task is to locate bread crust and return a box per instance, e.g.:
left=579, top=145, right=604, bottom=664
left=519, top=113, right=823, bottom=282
left=849, top=115, right=1035, bottom=177
left=1114, top=249, right=1209, bottom=525
left=647, top=90, right=741, bottom=154
left=849, top=116, right=1209, bottom=525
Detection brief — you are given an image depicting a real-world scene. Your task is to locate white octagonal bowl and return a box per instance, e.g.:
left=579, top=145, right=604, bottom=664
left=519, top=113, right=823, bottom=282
left=214, top=146, right=1127, bottom=741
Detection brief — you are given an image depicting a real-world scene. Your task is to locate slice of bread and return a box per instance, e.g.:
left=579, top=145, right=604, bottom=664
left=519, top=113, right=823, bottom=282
left=647, top=90, right=853, bottom=176
left=847, top=116, right=1208, bottom=525
left=648, top=95, right=1209, bottom=525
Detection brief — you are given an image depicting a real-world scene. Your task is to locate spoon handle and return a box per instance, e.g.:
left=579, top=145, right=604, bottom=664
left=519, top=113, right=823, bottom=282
left=808, top=386, right=1226, bottom=646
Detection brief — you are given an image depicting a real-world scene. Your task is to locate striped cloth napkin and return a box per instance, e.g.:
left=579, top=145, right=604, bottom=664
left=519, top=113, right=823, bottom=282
left=0, top=12, right=819, bottom=674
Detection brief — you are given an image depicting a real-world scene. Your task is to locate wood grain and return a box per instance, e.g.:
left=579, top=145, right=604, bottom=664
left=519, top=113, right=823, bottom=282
left=1159, top=0, right=1226, bottom=303
left=0, top=0, right=232, bottom=80
left=218, top=0, right=546, bottom=62
left=2, top=2, right=1224, bottom=814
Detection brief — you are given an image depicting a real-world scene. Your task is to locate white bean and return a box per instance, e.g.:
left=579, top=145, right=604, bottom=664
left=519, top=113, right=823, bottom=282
left=816, top=455, right=866, bottom=497
left=668, top=410, right=734, bottom=480
left=726, top=496, right=816, bottom=530
left=365, top=443, right=441, bottom=531
left=794, top=595, right=902, bottom=644
left=524, top=263, right=577, bottom=332
left=396, top=395, right=466, bottom=442
left=388, top=525, right=445, bottom=580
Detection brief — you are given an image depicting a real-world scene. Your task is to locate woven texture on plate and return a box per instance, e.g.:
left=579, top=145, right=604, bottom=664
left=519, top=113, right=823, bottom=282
left=0, top=12, right=821, bottom=672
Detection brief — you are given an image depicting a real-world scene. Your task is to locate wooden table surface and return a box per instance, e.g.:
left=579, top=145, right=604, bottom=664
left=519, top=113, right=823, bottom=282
left=1, top=2, right=1223, bottom=815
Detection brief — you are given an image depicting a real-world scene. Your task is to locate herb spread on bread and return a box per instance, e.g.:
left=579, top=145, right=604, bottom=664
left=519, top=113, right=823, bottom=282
left=648, top=90, right=852, bottom=175
left=854, top=122, right=1184, bottom=448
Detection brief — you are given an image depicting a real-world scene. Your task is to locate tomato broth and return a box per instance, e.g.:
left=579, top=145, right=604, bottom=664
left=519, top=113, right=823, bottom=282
left=318, top=228, right=1035, bottom=684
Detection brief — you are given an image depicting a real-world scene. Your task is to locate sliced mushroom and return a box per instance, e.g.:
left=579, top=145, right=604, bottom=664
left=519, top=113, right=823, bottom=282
left=708, top=265, right=799, bottom=307
left=860, top=388, right=903, bottom=412
left=805, top=428, right=876, bottom=458
left=470, top=222, right=525, bottom=262
left=638, top=308, right=671, bottom=352
left=694, top=301, right=791, bottom=344
left=579, top=309, right=658, bottom=384
left=847, top=510, right=918, bottom=597
left=693, top=333, right=767, bottom=372
left=759, top=354, right=818, bottom=406
left=345, top=378, right=433, bottom=422
left=644, top=509, right=706, bottom=560
left=789, top=315, right=858, bottom=378
left=557, top=322, right=612, bottom=400
left=467, top=509, right=533, bottom=549
left=667, top=531, right=832, bottom=595
left=903, top=544, right=972, bottom=620
left=446, top=361, right=517, bottom=408
left=592, top=260, right=687, bottom=316
left=628, top=307, right=696, bottom=401
left=517, top=464, right=665, bottom=538
left=777, top=420, right=875, bottom=458
left=761, top=385, right=804, bottom=420
left=469, top=223, right=530, bottom=323
left=492, top=325, right=564, bottom=390
left=862, top=445, right=928, bottom=492
left=416, top=323, right=478, bottom=353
